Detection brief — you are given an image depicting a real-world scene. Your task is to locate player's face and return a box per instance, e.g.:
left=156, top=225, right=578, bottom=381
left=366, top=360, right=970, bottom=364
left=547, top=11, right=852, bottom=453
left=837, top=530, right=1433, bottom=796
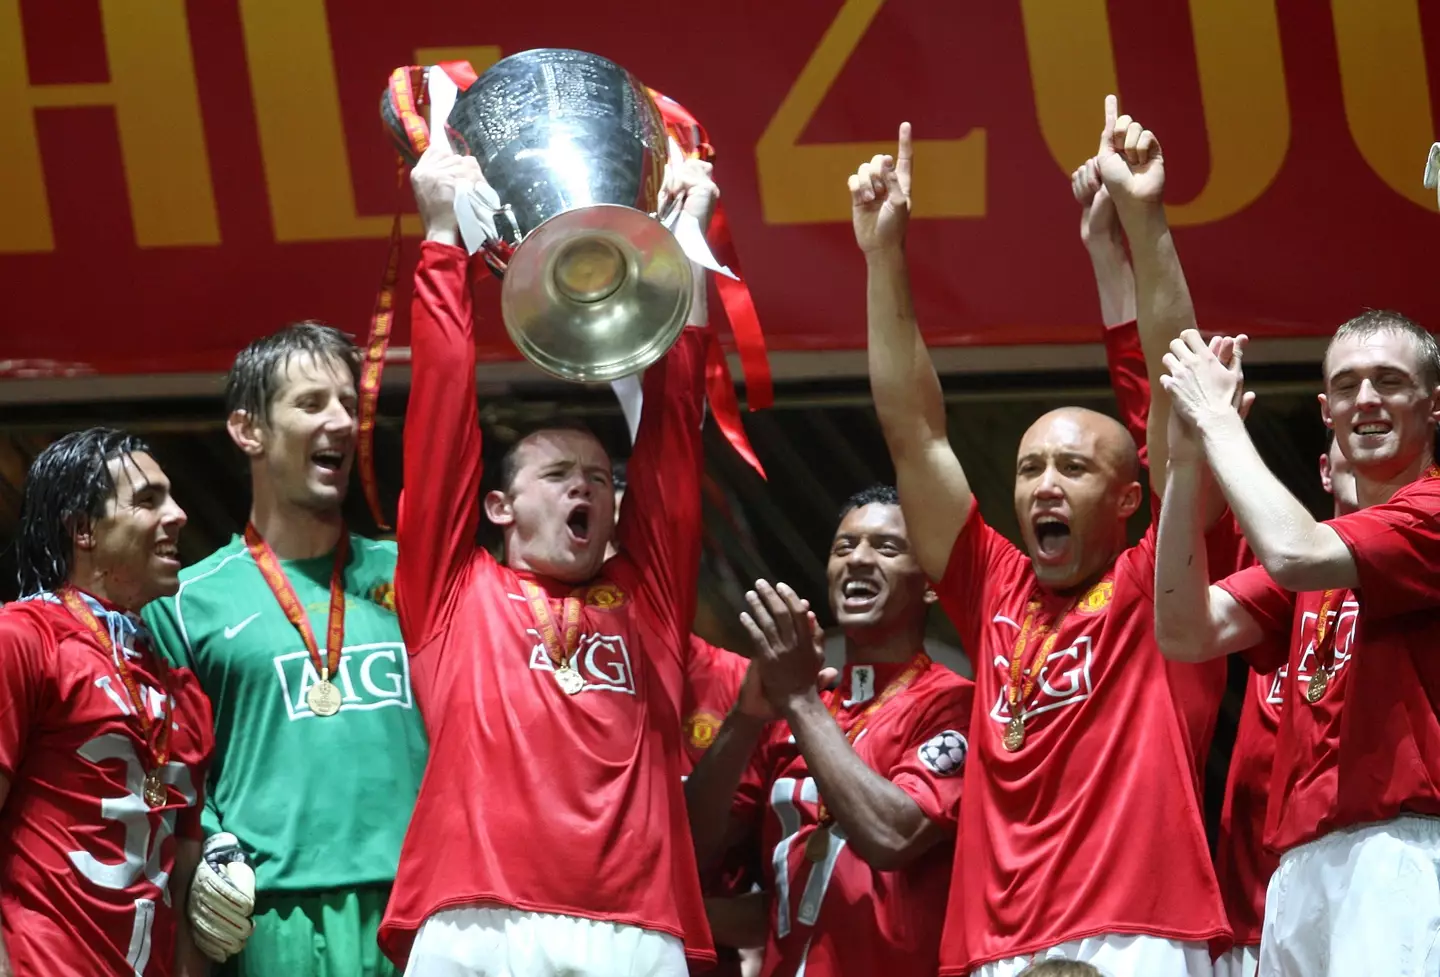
left=86, top=452, right=188, bottom=609
left=495, top=430, right=615, bottom=584
left=827, top=503, right=931, bottom=635
left=1318, top=439, right=1358, bottom=518
left=256, top=352, right=358, bottom=513
left=1320, top=331, right=1440, bottom=481
left=1014, top=412, right=1139, bottom=592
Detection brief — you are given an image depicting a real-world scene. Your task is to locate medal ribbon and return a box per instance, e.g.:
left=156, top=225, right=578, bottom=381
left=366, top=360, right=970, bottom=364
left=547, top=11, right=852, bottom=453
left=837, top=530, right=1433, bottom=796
left=244, top=524, right=349, bottom=683
left=1006, top=595, right=1080, bottom=719
left=60, top=588, right=171, bottom=768
left=816, top=651, right=932, bottom=823
left=360, top=60, right=483, bottom=529
left=520, top=580, right=583, bottom=672
left=1309, top=588, right=1341, bottom=684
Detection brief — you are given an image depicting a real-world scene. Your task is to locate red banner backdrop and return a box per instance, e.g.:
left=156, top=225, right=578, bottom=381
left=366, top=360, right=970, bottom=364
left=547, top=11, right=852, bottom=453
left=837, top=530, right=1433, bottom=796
left=1, top=0, right=1437, bottom=378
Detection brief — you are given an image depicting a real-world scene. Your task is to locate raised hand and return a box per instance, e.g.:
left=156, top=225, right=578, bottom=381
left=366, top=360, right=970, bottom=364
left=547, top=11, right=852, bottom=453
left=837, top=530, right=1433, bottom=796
left=739, top=580, right=828, bottom=711
left=410, top=140, right=484, bottom=245
left=1161, top=329, right=1253, bottom=429
left=850, top=122, right=912, bottom=254
left=1095, top=94, right=1165, bottom=211
left=660, top=157, right=721, bottom=233
left=1072, top=157, right=1120, bottom=250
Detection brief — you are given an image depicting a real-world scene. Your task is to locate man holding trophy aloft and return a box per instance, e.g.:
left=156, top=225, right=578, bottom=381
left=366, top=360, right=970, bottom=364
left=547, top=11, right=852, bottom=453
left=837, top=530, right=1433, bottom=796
left=376, top=52, right=728, bottom=977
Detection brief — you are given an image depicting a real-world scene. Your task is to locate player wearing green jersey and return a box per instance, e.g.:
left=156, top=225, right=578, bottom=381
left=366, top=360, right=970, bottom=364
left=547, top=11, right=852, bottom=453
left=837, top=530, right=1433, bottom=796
left=143, top=324, right=428, bottom=977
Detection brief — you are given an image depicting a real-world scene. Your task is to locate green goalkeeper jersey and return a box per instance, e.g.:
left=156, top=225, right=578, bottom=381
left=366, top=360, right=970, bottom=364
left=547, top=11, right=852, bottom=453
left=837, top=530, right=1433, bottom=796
left=143, top=533, right=428, bottom=894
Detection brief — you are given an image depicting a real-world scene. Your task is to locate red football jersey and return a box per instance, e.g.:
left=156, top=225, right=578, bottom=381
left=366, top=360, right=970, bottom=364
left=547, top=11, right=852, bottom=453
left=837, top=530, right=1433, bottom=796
left=681, top=637, right=752, bottom=977
left=1102, top=318, right=1231, bottom=775
left=0, top=597, right=212, bottom=977
left=1215, top=667, right=1282, bottom=947
left=379, top=243, right=714, bottom=968
left=681, top=636, right=748, bottom=775
left=934, top=501, right=1229, bottom=973
left=731, top=659, right=973, bottom=977
left=1217, top=472, right=1440, bottom=855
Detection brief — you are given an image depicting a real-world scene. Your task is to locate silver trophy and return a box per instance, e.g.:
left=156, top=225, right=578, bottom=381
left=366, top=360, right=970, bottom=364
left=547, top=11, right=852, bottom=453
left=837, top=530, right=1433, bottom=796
left=446, top=49, right=693, bottom=383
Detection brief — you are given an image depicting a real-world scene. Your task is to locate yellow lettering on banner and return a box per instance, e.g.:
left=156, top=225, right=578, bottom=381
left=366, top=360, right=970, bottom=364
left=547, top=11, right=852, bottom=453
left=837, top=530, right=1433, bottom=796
left=239, top=0, right=398, bottom=241
left=239, top=0, right=504, bottom=240
left=1167, top=0, right=1288, bottom=225
left=1021, top=0, right=1118, bottom=181
left=757, top=0, right=985, bottom=224
left=0, top=0, right=220, bottom=254
left=1024, top=0, right=1288, bottom=227
left=1333, top=0, right=1435, bottom=210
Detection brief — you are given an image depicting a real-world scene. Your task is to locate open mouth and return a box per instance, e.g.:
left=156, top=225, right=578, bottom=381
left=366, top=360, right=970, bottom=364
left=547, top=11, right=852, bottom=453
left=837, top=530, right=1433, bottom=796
left=566, top=506, right=592, bottom=545
left=1033, top=515, right=1072, bottom=561
left=1354, top=421, right=1392, bottom=438
left=311, top=449, right=346, bottom=473
left=155, top=540, right=180, bottom=563
left=840, top=577, right=881, bottom=613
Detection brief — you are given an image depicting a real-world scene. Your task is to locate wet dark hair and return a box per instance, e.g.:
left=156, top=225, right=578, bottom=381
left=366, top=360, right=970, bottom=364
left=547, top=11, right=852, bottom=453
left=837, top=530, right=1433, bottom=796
left=497, top=420, right=608, bottom=494
left=838, top=484, right=900, bottom=519
left=225, top=321, right=360, bottom=424
left=1324, top=309, right=1440, bottom=390
left=15, top=428, right=152, bottom=597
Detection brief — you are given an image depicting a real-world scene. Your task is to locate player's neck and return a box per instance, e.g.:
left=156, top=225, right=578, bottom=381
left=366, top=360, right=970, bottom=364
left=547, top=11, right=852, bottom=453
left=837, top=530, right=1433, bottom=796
left=842, top=625, right=924, bottom=665
left=247, top=492, right=344, bottom=561
left=1355, top=447, right=1435, bottom=510
left=64, top=564, right=143, bottom=614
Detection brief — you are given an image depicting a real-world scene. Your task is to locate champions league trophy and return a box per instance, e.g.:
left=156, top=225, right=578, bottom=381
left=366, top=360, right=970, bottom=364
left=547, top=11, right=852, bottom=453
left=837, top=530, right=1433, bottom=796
left=387, top=49, right=702, bottom=383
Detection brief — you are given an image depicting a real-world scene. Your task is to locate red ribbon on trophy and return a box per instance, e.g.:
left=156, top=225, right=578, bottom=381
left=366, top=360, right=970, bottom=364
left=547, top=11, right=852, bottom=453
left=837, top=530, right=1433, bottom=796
left=648, top=88, right=772, bottom=478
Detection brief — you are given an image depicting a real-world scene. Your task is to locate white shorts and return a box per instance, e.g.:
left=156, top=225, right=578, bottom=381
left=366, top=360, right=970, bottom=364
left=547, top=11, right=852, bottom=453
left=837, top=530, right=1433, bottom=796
left=971, top=934, right=1213, bottom=977
left=1260, top=815, right=1440, bottom=977
left=1213, top=944, right=1259, bottom=977
left=403, top=903, right=688, bottom=977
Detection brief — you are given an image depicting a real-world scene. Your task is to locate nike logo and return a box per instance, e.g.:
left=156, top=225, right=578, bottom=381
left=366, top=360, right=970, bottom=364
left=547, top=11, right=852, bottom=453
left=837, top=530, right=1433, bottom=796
left=223, top=612, right=262, bottom=640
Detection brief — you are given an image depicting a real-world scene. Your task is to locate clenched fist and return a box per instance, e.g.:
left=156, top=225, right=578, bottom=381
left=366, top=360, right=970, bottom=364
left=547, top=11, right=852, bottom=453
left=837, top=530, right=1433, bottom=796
left=410, top=140, right=485, bottom=246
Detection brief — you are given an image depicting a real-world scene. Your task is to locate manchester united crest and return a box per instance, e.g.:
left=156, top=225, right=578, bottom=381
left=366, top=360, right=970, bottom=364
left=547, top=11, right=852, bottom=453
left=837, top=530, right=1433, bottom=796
left=584, top=583, right=627, bottom=610
left=1078, top=580, right=1113, bottom=614
left=370, top=581, right=397, bottom=613
left=685, top=711, right=722, bottom=750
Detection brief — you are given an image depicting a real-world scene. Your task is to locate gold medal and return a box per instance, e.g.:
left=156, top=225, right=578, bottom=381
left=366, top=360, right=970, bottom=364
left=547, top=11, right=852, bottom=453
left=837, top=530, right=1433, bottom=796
left=307, top=679, right=342, bottom=717
left=555, top=664, right=585, bottom=695
left=1306, top=668, right=1329, bottom=704
left=1002, top=714, right=1026, bottom=752
left=804, top=826, right=830, bottom=863
left=143, top=770, right=167, bottom=808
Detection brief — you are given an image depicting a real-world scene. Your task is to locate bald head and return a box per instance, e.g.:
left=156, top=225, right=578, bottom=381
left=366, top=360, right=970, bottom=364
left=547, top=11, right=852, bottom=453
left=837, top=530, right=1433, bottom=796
left=1021, top=408, right=1140, bottom=485
left=1014, top=406, right=1143, bottom=592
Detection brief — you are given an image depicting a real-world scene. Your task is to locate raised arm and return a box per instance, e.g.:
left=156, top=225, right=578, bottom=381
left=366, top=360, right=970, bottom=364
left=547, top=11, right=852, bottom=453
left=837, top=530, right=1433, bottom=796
left=1155, top=413, right=1269, bottom=661
left=1096, top=96, right=1193, bottom=497
left=854, top=125, right=973, bottom=581
left=1073, top=157, right=1136, bottom=330
left=394, top=143, right=487, bottom=646
left=1163, top=330, right=1357, bottom=591
left=614, top=159, right=714, bottom=639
